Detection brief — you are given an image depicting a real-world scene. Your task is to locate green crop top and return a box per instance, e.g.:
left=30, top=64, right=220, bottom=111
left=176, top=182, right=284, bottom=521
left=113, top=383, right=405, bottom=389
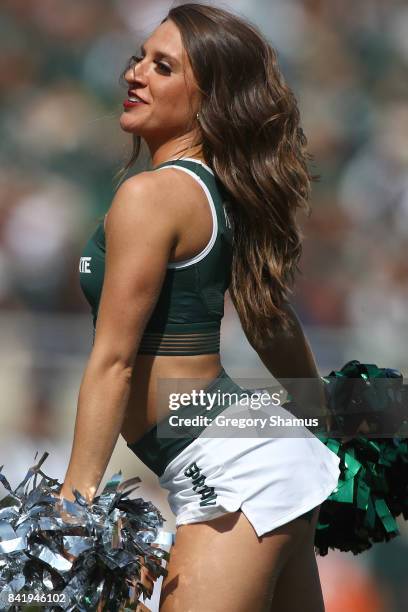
left=79, top=158, right=233, bottom=356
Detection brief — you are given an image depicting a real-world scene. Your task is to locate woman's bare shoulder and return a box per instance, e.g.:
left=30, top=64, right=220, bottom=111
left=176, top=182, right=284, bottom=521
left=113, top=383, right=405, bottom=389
left=104, top=168, right=211, bottom=252
left=116, top=167, right=203, bottom=207
left=148, top=166, right=212, bottom=218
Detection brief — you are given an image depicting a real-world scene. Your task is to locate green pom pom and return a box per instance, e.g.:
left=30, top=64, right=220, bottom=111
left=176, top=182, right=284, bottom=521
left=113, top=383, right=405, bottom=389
left=315, top=435, right=408, bottom=556
left=314, top=359, right=408, bottom=555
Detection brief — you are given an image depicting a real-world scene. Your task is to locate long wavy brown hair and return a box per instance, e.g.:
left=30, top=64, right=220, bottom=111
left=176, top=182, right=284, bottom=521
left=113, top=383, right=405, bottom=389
left=117, top=3, right=317, bottom=349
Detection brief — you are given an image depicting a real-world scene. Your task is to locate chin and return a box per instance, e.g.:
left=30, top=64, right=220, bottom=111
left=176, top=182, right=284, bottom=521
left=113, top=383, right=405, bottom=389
left=119, top=114, right=143, bottom=135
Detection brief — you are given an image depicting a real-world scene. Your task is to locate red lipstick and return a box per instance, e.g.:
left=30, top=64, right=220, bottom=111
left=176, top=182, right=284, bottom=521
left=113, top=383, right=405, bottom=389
left=123, top=99, right=146, bottom=109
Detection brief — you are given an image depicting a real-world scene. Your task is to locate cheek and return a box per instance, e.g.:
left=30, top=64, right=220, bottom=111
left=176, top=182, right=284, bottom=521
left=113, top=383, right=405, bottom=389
left=153, top=80, right=194, bottom=121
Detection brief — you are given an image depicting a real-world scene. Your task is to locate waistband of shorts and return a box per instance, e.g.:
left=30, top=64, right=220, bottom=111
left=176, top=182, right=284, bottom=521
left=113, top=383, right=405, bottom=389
left=126, top=367, right=245, bottom=477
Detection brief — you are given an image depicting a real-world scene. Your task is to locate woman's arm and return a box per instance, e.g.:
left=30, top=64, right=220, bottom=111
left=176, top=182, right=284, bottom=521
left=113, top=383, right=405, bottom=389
left=60, top=172, right=180, bottom=503
left=245, top=302, right=331, bottom=428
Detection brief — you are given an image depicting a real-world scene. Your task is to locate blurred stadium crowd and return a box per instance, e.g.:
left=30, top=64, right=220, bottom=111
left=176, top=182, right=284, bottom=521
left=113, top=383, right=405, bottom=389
left=0, top=1, right=407, bottom=610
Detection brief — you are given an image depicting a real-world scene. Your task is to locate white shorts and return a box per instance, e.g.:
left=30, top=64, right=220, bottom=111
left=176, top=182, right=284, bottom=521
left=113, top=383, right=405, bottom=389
left=159, top=399, right=341, bottom=537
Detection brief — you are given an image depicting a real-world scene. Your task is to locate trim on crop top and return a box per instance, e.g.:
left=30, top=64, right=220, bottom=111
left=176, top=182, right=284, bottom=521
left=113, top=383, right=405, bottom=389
left=154, top=165, right=218, bottom=270
left=177, top=157, right=215, bottom=176
left=155, top=157, right=215, bottom=176
left=138, top=329, right=220, bottom=356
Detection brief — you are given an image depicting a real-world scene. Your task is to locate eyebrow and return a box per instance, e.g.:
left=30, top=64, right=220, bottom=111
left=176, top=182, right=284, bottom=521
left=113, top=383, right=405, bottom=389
left=140, top=44, right=180, bottom=68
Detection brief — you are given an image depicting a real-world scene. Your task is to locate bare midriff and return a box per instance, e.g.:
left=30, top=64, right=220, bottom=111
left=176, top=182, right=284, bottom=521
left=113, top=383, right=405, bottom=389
left=120, top=353, right=222, bottom=445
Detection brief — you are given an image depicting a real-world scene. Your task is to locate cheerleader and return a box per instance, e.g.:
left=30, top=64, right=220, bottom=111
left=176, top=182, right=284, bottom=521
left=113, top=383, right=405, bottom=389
left=63, top=4, right=341, bottom=610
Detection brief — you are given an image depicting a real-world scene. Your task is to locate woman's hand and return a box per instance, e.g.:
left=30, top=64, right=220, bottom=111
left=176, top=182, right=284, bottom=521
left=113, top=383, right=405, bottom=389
left=49, top=490, right=73, bottom=524
left=50, top=487, right=91, bottom=524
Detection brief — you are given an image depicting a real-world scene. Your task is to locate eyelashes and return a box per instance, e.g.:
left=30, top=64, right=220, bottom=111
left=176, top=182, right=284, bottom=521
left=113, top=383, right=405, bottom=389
left=128, top=55, right=172, bottom=75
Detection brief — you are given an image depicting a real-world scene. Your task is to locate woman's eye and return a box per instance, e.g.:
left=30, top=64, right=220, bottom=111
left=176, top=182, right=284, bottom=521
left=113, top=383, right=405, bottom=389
left=128, top=55, right=171, bottom=75
left=155, top=61, right=171, bottom=75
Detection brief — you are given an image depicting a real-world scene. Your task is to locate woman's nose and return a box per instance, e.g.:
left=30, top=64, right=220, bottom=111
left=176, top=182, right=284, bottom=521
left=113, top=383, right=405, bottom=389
left=125, top=62, right=147, bottom=86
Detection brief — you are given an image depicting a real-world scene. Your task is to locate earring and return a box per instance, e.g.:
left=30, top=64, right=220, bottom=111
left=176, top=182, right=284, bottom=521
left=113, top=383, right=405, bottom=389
left=196, top=112, right=200, bottom=120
